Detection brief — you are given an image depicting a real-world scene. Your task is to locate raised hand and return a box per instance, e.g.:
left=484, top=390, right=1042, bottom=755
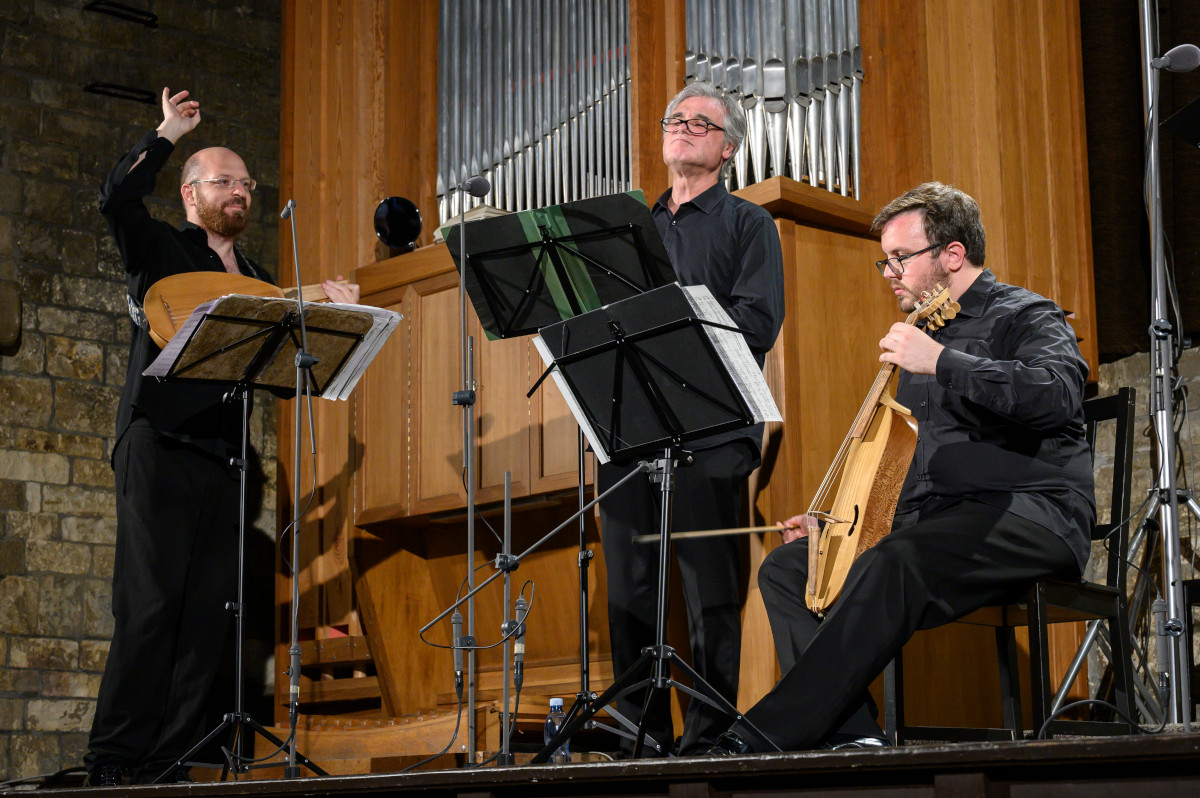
left=156, top=87, right=201, bottom=144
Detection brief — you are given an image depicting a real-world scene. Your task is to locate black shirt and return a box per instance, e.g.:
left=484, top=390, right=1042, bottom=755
left=895, top=269, right=1095, bottom=570
left=651, top=182, right=786, bottom=450
left=101, top=130, right=273, bottom=461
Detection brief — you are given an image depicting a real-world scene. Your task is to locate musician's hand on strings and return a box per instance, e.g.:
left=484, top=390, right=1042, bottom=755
left=321, top=275, right=361, bottom=304
left=778, top=513, right=819, bottom=544
left=157, top=88, right=201, bottom=144
left=879, top=322, right=944, bottom=375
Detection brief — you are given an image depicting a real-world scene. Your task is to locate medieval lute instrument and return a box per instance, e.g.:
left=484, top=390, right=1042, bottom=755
left=804, top=285, right=960, bottom=615
left=142, top=272, right=345, bottom=348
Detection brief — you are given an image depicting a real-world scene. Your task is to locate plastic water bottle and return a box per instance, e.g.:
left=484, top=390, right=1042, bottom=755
left=543, top=697, right=571, bottom=763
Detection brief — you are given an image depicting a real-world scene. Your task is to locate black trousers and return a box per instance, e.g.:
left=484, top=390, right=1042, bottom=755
left=598, top=440, right=759, bottom=756
left=86, top=419, right=239, bottom=776
left=733, top=497, right=1080, bottom=751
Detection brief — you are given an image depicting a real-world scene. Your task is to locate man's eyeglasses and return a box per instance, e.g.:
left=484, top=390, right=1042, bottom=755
left=191, top=176, right=257, bottom=192
left=875, top=242, right=943, bottom=276
left=660, top=117, right=724, bottom=135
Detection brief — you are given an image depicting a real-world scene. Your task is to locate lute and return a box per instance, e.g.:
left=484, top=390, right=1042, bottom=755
left=142, top=272, right=345, bottom=348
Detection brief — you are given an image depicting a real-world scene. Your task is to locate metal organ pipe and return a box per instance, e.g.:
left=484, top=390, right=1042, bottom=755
left=436, top=0, right=859, bottom=222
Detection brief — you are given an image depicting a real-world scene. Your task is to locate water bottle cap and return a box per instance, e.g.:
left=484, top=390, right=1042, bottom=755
left=549, top=697, right=563, bottom=709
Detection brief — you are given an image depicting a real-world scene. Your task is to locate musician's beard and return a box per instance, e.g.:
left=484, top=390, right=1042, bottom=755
left=195, top=193, right=248, bottom=238
left=895, top=258, right=951, bottom=312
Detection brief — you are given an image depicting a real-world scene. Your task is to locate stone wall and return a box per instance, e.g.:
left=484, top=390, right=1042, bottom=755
left=1093, top=348, right=1200, bottom=709
left=0, top=0, right=279, bottom=781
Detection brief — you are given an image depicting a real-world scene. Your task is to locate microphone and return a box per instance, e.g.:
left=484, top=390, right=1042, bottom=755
left=451, top=610, right=464, bottom=693
left=1152, top=43, right=1200, bottom=72
left=513, top=597, right=528, bottom=689
left=458, top=175, right=491, bottom=197
left=280, top=199, right=296, bottom=219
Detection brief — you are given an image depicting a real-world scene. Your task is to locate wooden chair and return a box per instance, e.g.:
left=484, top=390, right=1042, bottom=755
left=884, top=387, right=1137, bottom=743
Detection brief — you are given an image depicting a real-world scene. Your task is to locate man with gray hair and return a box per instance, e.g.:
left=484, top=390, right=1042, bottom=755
left=598, top=82, right=785, bottom=757
left=707, top=182, right=1093, bottom=754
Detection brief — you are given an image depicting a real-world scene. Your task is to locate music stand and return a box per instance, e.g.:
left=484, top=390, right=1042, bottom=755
left=529, top=283, right=783, bottom=761
left=443, top=191, right=676, bottom=338
left=441, top=192, right=678, bottom=756
left=144, top=294, right=382, bottom=782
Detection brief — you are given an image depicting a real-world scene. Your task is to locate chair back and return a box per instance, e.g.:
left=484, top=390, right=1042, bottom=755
left=1082, top=387, right=1136, bottom=590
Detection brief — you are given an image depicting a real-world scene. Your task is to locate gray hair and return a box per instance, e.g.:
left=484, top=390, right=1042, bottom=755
left=871, top=182, right=987, bottom=267
left=664, top=82, right=746, bottom=181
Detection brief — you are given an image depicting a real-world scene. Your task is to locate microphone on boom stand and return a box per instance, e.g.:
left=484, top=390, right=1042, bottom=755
left=452, top=610, right=465, bottom=696
left=513, top=596, right=528, bottom=691
left=459, top=175, right=492, bottom=198
left=1151, top=43, right=1200, bottom=72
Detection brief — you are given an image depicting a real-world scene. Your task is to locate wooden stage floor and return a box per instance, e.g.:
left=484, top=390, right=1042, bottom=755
left=20, top=732, right=1200, bottom=797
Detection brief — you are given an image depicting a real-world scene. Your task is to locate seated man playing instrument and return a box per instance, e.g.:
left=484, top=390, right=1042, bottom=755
left=708, top=182, right=1094, bottom=754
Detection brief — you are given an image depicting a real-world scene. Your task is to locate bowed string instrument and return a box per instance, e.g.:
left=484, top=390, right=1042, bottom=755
left=804, top=284, right=960, bottom=615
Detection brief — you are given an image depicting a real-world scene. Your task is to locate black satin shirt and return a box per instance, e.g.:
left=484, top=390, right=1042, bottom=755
left=895, top=269, right=1095, bottom=570
left=101, top=130, right=273, bottom=462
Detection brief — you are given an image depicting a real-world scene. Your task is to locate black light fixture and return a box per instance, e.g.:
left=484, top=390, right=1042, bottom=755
left=82, top=82, right=155, bottom=104
left=373, top=196, right=423, bottom=252
left=82, top=1, right=158, bottom=28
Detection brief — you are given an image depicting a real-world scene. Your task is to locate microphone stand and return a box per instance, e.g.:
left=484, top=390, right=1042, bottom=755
left=452, top=175, right=491, bottom=763
left=1137, top=1, right=1195, bottom=728
left=280, top=199, right=324, bottom=775
left=497, top=473, right=516, bottom=766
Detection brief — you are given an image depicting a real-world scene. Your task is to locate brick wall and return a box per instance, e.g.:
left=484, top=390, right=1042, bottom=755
left=0, top=0, right=279, bottom=781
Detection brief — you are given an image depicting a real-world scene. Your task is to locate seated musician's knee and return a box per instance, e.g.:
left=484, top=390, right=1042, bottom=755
left=846, top=534, right=926, bottom=592
left=757, top=540, right=809, bottom=600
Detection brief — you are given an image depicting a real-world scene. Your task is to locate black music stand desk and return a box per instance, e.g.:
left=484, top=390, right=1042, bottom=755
left=444, top=191, right=676, bottom=338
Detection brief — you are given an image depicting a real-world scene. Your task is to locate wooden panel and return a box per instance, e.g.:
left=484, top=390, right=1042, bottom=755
left=628, top=0, right=685, bottom=194
left=419, top=503, right=611, bottom=694
left=352, top=527, right=442, bottom=718
left=355, top=296, right=409, bottom=524
left=857, top=0, right=933, bottom=208
left=299, top=636, right=374, bottom=667
left=528, top=338, right=595, bottom=494
left=735, top=177, right=875, bottom=235
left=786, top=226, right=898, bottom=501
left=278, top=1, right=327, bottom=689
left=474, top=321, right=531, bottom=504
left=412, top=273, right=470, bottom=512
left=384, top=1, right=440, bottom=251
left=357, top=245, right=456, bottom=304
left=856, top=0, right=1097, bottom=377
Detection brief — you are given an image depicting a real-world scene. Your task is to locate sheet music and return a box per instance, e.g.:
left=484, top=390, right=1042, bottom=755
left=320, top=300, right=402, bottom=400
left=681, top=284, right=782, bottom=423
left=532, top=334, right=613, bottom=465
left=145, top=294, right=401, bottom=401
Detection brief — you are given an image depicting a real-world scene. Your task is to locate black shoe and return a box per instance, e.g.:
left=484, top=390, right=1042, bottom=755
left=136, top=764, right=194, bottom=784
left=167, top=767, right=195, bottom=783
left=704, top=729, right=754, bottom=757
left=84, top=764, right=124, bottom=787
left=820, top=734, right=891, bottom=751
